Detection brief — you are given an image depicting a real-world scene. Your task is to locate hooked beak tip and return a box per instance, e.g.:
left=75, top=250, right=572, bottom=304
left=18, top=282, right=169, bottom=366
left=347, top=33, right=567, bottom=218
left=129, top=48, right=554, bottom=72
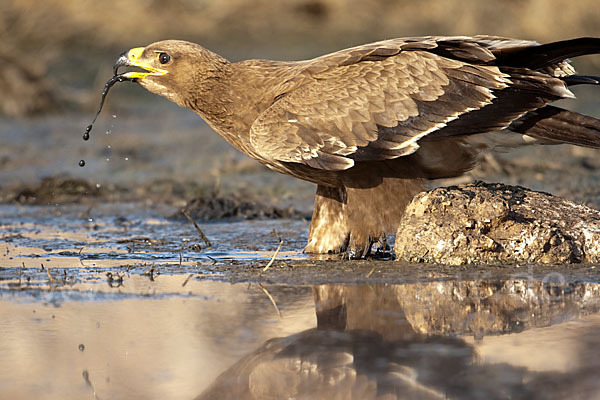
left=112, top=47, right=167, bottom=80
left=113, top=51, right=130, bottom=76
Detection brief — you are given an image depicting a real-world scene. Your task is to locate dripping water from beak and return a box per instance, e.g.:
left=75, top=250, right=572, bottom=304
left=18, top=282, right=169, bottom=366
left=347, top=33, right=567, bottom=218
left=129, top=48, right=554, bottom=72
left=83, top=73, right=136, bottom=141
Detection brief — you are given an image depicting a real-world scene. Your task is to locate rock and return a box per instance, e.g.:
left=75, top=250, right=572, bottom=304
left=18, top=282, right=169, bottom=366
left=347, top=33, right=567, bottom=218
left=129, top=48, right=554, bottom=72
left=394, top=182, right=600, bottom=264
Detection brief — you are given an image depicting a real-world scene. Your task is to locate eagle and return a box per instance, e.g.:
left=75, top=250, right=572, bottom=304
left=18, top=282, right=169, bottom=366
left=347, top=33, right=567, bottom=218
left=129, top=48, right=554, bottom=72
left=112, top=36, right=600, bottom=258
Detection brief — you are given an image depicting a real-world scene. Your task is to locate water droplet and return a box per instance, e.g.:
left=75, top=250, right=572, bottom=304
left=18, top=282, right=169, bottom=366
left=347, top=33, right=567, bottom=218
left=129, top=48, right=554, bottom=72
left=83, top=125, right=92, bottom=141
left=79, top=160, right=86, bottom=167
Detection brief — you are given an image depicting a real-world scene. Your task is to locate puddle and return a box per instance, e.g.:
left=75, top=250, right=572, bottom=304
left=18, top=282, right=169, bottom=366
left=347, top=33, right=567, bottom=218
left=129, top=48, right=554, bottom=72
left=0, top=203, right=309, bottom=271
left=2, top=278, right=600, bottom=399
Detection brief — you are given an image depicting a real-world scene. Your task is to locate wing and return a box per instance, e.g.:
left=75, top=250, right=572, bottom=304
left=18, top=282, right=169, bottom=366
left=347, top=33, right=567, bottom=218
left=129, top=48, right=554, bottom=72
left=249, top=37, right=574, bottom=171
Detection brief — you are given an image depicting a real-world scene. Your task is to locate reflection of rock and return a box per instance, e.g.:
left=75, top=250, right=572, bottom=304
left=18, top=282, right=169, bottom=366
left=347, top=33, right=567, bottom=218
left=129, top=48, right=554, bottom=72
left=315, top=281, right=600, bottom=337
left=197, top=280, right=600, bottom=399
left=395, top=182, right=600, bottom=265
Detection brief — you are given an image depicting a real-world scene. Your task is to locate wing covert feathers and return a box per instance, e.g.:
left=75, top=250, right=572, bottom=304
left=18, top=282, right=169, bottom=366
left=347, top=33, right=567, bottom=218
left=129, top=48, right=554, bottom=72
left=248, top=36, right=597, bottom=171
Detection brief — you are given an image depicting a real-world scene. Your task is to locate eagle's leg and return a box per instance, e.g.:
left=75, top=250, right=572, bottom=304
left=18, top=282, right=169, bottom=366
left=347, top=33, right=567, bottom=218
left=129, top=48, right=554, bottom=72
left=344, top=178, right=425, bottom=259
left=305, top=185, right=349, bottom=254
left=306, top=179, right=424, bottom=258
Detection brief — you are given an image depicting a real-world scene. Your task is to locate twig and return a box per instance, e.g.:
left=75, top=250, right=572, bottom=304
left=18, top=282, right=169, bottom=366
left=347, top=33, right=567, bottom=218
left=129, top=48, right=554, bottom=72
left=206, top=255, right=217, bottom=265
left=260, top=284, right=282, bottom=319
left=367, top=267, right=376, bottom=278
left=45, top=264, right=54, bottom=282
left=82, top=369, right=100, bottom=400
left=182, top=273, right=195, bottom=287
left=182, top=210, right=211, bottom=247
left=261, top=239, right=283, bottom=274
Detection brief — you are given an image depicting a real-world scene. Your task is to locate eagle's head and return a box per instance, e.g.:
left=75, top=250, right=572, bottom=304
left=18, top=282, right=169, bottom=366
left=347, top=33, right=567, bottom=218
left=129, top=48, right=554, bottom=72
left=114, top=40, right=230, bottom=108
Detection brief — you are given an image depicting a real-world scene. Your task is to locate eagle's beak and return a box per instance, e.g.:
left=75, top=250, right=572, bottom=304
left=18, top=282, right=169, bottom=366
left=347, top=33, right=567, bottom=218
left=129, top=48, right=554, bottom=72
left=113, top=47, right=168, bottom=79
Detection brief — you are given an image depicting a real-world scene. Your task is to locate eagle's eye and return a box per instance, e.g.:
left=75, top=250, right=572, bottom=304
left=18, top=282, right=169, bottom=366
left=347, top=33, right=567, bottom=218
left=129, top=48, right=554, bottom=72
left=159, top=53, right=171, bottom=64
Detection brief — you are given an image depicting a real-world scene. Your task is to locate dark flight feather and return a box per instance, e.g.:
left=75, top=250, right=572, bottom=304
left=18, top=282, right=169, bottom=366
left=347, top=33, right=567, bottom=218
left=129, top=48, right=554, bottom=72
left=511, top=106, right=600, bottom=149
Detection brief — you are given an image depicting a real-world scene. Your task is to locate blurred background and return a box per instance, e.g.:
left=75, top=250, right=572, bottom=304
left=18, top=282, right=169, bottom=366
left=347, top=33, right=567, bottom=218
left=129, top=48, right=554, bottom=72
left=3, top=0, right=600, bottom=115
left=1, top=0, right=600, bottom=208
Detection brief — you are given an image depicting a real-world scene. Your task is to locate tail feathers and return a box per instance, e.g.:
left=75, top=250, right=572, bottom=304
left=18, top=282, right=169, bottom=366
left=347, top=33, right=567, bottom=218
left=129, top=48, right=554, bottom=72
left=498, top=37, right=600, bottom=69
left=511, top=105, right=600, bottom=148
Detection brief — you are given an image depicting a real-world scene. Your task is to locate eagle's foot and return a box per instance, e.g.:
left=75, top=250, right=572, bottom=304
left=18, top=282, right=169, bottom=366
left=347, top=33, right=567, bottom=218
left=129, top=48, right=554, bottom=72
left=344, top=233, right=392, bottom=259
left=371, top=234, right=394, bottom=259
left=345, top=241, right=372, bottom=260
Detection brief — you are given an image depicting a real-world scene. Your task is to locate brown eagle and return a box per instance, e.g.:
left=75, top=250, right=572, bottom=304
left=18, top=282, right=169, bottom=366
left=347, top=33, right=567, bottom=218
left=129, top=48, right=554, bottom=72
left=113, top=36, right=600, bottom=258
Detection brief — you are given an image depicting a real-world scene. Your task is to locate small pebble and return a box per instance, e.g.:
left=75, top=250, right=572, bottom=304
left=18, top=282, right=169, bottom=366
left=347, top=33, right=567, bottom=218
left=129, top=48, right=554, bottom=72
left=79, top=160, right=86, bottom=167
left=78, top=344, right=85, bottom=351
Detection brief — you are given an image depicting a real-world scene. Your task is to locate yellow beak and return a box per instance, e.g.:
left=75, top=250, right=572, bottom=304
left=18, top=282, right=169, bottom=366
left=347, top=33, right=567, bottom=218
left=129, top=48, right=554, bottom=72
left=114, top=47, right=168, bottom=79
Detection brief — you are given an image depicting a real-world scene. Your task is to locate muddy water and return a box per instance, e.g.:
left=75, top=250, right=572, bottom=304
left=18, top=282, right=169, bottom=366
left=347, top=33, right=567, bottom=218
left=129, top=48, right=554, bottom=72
left=3, top=269, right=600, bottom=399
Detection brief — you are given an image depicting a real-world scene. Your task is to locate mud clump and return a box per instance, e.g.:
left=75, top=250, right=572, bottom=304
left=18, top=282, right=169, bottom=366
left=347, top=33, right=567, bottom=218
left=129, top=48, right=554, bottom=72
left=8, top=177, right=101, bottom=204
left=395, top=182, right=600, bottom=265
left=180, top=193, right=308, bottom=221
left=0, top=176, right=310, bottom=220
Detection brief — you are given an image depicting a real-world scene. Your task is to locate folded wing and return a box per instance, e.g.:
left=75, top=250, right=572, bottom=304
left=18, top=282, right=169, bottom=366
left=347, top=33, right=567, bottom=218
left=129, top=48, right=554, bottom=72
left=250, top=37, right=577, bottom=171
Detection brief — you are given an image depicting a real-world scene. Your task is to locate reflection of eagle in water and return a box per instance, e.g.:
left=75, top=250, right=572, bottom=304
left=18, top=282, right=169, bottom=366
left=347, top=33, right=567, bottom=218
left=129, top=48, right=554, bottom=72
left=196, top=328, right=475, bottom=400
left=114, top=36, right=600, bottom=257
left=194, top=282, right=600, bottom=399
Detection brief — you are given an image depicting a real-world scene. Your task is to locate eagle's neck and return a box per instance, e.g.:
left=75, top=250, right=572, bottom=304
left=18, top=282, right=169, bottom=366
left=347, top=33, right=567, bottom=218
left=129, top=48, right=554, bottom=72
left=185, top=59, right=300, bottom=160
